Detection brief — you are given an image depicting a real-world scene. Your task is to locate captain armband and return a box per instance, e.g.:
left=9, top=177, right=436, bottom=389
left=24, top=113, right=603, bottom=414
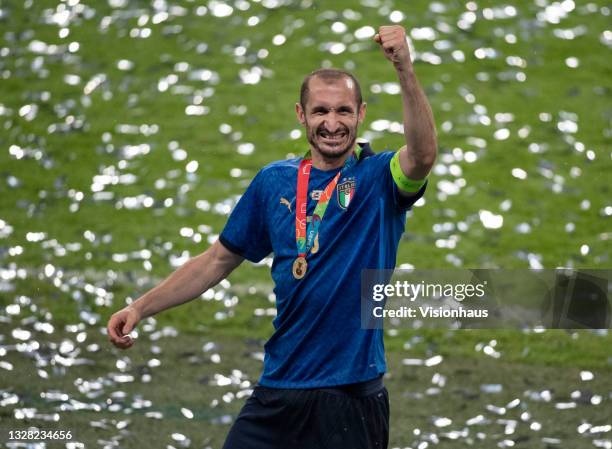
left=389, top=150, right=427, bottom=193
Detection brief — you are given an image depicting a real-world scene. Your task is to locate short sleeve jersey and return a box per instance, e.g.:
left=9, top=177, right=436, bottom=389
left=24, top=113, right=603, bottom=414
left=220, top=144, right=426, bottom=388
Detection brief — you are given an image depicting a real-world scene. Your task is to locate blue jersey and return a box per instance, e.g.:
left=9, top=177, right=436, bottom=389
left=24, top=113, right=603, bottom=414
left=220, top=144, right=426, bottom=388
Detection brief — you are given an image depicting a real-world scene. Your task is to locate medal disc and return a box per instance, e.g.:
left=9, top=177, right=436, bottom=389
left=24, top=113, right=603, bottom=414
left=292, top=256, right=308, bottom=279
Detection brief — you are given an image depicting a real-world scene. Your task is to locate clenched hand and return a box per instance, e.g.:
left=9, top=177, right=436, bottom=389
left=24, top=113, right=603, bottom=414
left=374, top=25, right=412, bottom=72
left=107, top=305, right=141, bottom=349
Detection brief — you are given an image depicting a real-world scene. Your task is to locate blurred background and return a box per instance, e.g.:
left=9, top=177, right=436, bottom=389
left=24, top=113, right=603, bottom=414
left=0, top=0, right=610, bottom=448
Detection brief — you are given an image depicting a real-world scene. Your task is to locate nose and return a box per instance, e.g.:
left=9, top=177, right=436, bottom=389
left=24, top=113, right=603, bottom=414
left=324, top=112, right=341, bottom=132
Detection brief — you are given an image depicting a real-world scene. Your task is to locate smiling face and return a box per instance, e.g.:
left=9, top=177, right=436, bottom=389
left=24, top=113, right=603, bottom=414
left=296, top=76, right=366, bottom=162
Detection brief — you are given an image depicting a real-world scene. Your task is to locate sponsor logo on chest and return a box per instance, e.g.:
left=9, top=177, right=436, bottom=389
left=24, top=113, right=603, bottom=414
left=310, top=190, right=323, bottom=201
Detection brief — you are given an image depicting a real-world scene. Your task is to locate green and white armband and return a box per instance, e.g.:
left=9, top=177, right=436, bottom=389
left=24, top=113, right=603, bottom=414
left=390, top=150, right=427, bottom=192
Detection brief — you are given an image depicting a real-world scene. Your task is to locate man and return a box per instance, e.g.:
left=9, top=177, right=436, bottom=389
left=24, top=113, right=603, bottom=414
left=107, top=25, right=437, bottom=448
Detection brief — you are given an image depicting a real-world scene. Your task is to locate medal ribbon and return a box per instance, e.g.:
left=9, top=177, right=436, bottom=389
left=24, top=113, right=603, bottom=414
left=295, top=152, right=357, bottom=257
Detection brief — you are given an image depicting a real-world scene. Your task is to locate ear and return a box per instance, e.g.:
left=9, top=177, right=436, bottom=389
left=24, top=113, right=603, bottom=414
left=358, top=102, right=367, bottom=124
left=295, top=102, right=306, bottom=126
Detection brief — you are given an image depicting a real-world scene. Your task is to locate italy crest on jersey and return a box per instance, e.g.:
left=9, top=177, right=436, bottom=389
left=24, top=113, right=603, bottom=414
left=337, top=178, right=356, bottom=209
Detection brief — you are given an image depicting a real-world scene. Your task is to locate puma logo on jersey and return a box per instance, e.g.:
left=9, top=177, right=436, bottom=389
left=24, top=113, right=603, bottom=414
left=280, top=197, right=292, bottom=212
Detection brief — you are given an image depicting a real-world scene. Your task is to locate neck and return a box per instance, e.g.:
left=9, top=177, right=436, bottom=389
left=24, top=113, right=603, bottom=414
left=310, top=146, right=355, bottom=171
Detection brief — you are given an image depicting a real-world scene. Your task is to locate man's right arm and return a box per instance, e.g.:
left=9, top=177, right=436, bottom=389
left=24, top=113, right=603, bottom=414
left=107, top=240, right=244, bottom=349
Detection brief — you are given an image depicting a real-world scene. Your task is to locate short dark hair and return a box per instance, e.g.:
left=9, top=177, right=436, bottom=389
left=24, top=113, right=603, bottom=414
left=299, top=68, right=363, bottom=111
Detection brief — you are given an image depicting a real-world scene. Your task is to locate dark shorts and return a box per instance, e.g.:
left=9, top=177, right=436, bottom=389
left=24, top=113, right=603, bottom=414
left=222, top=376, right=389, bottom=449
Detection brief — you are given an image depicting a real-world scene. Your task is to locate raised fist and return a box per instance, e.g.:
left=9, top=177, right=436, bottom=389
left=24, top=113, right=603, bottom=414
left=374, top=25, right=412, bottom=70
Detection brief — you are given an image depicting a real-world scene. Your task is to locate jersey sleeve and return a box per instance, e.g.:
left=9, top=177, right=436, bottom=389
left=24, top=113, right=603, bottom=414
left=219, top=170, right=272, bottom=262
left=370, top=151, right=427, bottom=211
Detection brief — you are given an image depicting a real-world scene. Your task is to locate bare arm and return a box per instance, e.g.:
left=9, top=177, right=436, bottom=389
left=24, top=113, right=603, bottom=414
left=107, top=240, right=244, bottom=348
left=396, top=68, right=437, bottom=180
left=130, top=240, right=243, bottom=318
left=375, top=25, right=438, bottom=189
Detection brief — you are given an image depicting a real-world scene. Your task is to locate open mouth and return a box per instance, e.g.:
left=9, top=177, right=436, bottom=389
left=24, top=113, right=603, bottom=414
left=318, top=130, right=347, bottom=145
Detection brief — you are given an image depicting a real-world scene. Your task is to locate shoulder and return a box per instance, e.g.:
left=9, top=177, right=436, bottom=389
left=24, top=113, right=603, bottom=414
left=359, top=150, right=395, bottom=171
left=248, top=157, right=300, bottom=193
left=259, top=157, right=301, bottom=176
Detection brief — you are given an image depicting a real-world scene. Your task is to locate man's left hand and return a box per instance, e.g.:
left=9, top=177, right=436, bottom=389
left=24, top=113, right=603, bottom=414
left=374, top=25, right=412, bottom=72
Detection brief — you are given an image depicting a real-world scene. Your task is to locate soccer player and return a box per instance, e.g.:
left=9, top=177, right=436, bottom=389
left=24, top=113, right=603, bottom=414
left=107, top=25, right=437, bottom=448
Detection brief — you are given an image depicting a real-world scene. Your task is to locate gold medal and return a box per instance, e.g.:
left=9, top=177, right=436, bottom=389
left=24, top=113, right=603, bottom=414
left=292, top=256, right=308, bottom=279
